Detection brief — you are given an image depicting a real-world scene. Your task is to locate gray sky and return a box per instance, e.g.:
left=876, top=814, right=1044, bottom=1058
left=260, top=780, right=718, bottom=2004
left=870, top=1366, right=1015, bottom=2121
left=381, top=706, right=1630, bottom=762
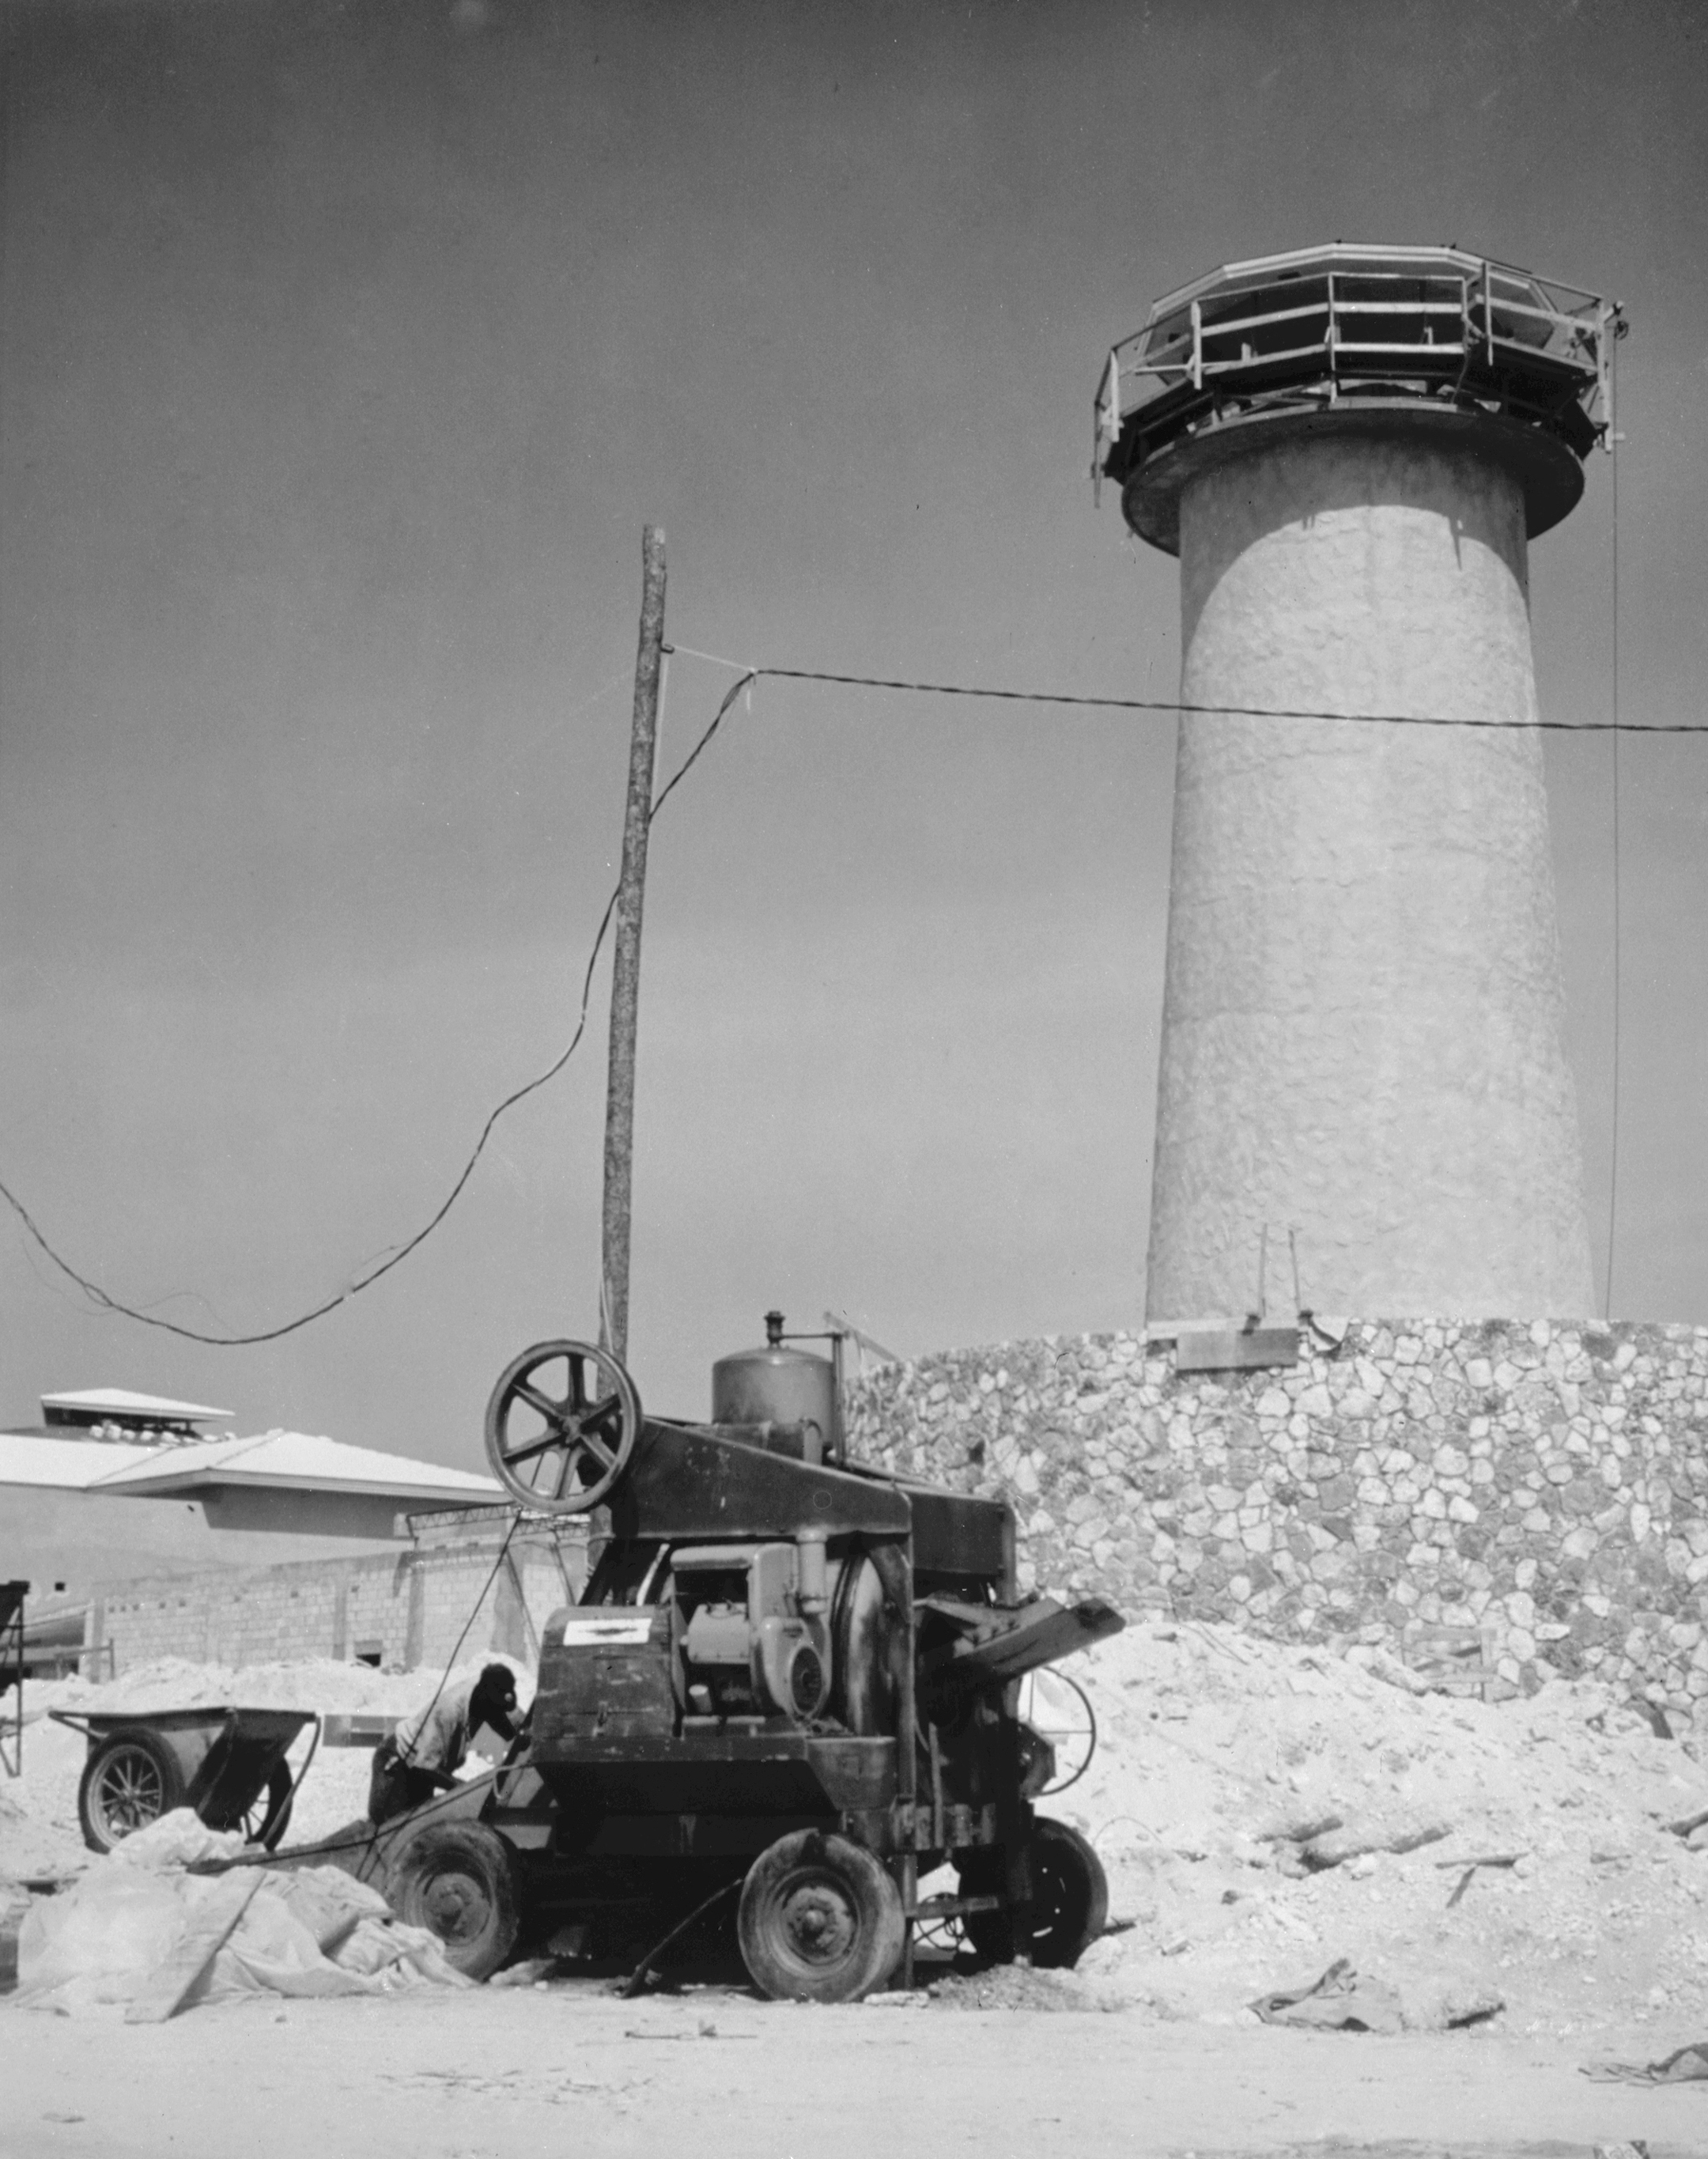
left=1, top=0, right=1704, bottom=1479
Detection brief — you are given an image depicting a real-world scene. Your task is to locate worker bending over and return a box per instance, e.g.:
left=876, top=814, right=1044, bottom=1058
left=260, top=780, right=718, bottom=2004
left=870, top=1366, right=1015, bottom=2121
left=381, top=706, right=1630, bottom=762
left=368, top=1662, right=520, bottom=1825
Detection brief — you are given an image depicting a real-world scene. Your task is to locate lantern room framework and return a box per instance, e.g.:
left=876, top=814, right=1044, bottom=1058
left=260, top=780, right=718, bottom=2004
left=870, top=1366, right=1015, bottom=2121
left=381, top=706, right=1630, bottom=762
left=1096, top=244, right=1620, bottom=551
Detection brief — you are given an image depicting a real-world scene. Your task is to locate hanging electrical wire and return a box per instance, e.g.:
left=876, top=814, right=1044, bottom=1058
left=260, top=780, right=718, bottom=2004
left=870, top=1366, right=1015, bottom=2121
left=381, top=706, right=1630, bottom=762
left=0, top=672, right=753, bottom=1346
left=670, top=648, right=1704, bottom=733
left=0, top=639, right=1687, bottom=1348
left=1604, top=344, right=1627, bottom=1320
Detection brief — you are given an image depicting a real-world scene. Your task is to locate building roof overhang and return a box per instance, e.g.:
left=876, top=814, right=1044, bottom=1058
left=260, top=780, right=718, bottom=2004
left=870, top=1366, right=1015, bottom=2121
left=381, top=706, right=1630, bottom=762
left=40, top=1388, right=232, bottom=1424
left=0, top=1426, right=506, bottom=1518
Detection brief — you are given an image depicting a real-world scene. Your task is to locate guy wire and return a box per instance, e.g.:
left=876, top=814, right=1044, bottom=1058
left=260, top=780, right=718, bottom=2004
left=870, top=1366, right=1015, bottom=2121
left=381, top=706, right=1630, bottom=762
left=0, top=675, right=750, bottom=1346
left=1605, top=404, right=1623, bottom=1319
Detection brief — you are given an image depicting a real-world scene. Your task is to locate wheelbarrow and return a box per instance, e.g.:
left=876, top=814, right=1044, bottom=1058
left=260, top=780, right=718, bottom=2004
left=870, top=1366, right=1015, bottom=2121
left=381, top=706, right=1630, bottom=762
left=51, top=1707, right=321, bottom=1856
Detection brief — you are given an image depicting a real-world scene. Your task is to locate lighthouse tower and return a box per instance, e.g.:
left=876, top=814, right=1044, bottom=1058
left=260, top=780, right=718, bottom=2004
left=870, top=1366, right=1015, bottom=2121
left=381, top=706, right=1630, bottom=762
left=1097, top=247, right=1618, bottom=1323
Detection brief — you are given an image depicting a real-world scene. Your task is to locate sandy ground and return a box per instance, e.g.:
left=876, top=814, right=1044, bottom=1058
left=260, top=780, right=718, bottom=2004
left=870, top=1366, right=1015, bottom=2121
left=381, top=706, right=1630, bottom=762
left=5, top=1985, right=1707, bottom=2159
left=12, top=1626, right=1708, bottom=2152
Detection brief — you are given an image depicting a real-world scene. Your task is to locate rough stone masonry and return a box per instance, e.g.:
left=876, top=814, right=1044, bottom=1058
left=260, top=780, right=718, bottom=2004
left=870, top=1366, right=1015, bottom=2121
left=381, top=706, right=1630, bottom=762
left=845, top=1318, right=1708, bottom=1716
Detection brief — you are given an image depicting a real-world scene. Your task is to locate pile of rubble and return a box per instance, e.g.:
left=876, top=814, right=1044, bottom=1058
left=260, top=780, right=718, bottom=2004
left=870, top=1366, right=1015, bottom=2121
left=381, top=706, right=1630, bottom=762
left=1039, top=1616, right=1708, bottom=2038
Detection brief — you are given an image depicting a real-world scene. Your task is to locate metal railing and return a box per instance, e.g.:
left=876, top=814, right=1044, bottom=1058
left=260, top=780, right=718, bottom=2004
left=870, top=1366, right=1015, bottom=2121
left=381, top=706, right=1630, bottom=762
left=1094, top=249, right=1619, bottom=487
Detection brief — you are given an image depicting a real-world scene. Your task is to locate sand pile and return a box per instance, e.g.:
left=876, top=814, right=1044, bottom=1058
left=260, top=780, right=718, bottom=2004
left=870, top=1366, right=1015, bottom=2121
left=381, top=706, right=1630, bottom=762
left=1037, top=1617, right=1708, bottom=2039
left=0, top=1779, right=88, bottom=1884
left=28, top=1654, right=514, bottom=1719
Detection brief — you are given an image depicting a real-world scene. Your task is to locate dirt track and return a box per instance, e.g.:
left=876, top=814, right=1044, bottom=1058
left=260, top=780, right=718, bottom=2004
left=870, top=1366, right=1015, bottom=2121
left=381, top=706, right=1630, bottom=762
left=5, top=1983, right=1705, bottom=2159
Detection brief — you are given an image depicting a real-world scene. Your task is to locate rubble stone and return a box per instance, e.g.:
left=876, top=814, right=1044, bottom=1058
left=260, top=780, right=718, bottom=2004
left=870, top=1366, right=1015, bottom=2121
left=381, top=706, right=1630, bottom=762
left=844, top=1318, right=1708, bottom=1711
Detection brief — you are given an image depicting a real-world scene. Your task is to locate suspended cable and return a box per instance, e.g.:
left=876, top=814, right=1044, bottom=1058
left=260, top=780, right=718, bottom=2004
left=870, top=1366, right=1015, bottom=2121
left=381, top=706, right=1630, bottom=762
left=729, top=661, right=1701, bottom=734
left=0, top=675, right=752, bottom=1345
left=391, top=1511, right=522, bottom=1771
left=2, top=623, right=1687, bottom=1348
left=1605, top=388, right=1625, bottom=1319
left=225, top=1511, right=546, bottom=1875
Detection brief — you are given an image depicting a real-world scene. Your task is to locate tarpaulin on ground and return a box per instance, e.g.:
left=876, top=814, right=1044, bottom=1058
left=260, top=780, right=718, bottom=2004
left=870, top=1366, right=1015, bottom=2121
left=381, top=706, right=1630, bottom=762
left=1249, top=1958, right=1405, bottom=2034
left=1584, top=2044, right=1708, bottom=2085
left=14, top=1809, right=470, bottom=2018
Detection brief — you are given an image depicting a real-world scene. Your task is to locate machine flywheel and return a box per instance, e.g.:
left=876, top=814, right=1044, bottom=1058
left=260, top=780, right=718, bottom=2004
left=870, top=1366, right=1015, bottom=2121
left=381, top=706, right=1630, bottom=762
left=483, top=1339, right=642, bottom=1514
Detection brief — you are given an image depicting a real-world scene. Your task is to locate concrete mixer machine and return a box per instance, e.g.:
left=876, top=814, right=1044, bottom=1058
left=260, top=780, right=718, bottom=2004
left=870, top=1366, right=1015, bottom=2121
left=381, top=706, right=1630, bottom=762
left=378, top=1317, right=1123, bottom=2001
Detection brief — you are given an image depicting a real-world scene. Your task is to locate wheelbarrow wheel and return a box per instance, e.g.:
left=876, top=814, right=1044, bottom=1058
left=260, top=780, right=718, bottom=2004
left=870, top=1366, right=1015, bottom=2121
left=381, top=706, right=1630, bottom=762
left=385, top=1820, right=520, bottom=1981
left=78, top=1730, right=186, bottom=1854
left=958, top=1817, right=1109, bottom=1970
left=737, top=1830, right=905, bottom=2003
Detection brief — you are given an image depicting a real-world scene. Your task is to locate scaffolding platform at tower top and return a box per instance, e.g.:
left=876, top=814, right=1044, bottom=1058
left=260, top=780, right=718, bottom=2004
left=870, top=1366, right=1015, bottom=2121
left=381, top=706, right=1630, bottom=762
left=1095, top=244, right=1620, bottom=506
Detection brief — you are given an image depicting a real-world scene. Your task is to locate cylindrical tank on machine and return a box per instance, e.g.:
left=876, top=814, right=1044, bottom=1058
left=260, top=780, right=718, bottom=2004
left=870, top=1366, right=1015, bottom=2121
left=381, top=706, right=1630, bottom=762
left=712, top=1310, right=839, bottom=1461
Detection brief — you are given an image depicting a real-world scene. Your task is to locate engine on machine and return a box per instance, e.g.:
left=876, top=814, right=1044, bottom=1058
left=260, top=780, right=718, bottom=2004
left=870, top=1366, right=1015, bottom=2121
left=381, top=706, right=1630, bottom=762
left=673, top=1537, right=831, bottom=1722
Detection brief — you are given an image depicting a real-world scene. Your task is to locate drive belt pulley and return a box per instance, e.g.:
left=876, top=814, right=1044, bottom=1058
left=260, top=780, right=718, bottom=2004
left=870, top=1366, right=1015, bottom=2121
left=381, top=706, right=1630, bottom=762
left=483, top=1339, right=642, bottom=1512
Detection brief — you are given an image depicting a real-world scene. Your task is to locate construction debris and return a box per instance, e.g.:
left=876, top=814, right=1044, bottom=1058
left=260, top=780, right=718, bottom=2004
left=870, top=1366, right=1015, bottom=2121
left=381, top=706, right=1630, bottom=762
left=1250, top=1958, right=1405, bottom=2033
left=1295, top=1819, right=1450, bottom=1871
left=1440, top=1853, right=1525, bottom=1908
left=1584, top=2044, right=1708, bottom=2085
left=1022, top=1616, right=1708, bottom=2036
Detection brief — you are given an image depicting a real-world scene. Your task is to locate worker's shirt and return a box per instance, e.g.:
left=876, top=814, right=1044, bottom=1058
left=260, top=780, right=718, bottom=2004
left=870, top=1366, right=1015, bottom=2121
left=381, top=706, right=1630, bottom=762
left=394, top=1678, right=479, bottom=1775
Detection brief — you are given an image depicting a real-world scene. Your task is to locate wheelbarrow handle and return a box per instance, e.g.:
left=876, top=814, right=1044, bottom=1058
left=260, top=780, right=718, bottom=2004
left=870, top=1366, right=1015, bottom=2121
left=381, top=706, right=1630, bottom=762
left=284, top=1713, right=323, bottom=1820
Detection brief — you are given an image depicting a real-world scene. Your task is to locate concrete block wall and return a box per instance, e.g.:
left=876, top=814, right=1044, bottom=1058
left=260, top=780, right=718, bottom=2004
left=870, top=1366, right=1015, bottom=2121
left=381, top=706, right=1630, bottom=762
left=99, top=1522, right=584, bottom=1674
left=845, top=1319, right=1708, bottom=1717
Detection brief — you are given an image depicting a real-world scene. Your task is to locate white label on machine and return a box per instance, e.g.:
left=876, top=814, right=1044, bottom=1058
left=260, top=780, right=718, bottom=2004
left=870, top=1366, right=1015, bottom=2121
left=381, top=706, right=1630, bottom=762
left=555, top=1613, right=656, bottom=1646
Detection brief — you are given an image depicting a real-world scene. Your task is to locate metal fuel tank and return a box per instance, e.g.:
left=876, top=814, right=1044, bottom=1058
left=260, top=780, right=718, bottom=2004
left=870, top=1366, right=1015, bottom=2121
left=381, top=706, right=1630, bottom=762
left=712, top=1310, right=841, bottom=1461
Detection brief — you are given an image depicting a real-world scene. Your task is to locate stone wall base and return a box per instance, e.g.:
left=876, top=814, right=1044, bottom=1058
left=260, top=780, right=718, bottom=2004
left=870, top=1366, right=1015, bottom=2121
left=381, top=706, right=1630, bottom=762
left=845, top=1319, right=1708, bottom=1715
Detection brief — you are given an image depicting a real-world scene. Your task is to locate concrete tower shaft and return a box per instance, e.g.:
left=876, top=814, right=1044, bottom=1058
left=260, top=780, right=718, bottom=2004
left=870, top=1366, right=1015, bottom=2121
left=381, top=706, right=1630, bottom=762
left=1151, top=429, right=1595, bottom=1320
left=1097, top=247, right=1618, bottom=1322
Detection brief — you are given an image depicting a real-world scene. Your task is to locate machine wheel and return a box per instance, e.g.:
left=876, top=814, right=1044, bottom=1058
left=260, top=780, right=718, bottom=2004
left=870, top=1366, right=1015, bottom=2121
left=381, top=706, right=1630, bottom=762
left=242, top=1764, right=295, bottom=1851
left=960, top=1818, right=1109, bottom=1970
left=386, top=1820, right=520, bottom=1981
left=484, top=1339, right=643, bottom=1514
left=78, top=1731, right=186, bottom=1854
left=737, top=1830, right=905, bottom=2003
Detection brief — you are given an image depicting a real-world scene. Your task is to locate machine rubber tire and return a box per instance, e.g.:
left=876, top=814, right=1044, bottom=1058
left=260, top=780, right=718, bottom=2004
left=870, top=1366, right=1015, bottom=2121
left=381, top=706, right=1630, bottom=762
left=77, top=1731, right=186, bottom=1854
left=737, top=1830, right=905, bottom=2003
left=959, top=1818, right=1109, bottom=1970
left=385, top=1820, right=520, bottom=1981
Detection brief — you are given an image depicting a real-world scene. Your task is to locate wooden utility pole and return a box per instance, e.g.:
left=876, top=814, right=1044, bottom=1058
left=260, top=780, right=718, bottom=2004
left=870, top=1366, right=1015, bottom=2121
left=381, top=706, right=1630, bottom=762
left=600, top=525, right=666, bottom=1363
